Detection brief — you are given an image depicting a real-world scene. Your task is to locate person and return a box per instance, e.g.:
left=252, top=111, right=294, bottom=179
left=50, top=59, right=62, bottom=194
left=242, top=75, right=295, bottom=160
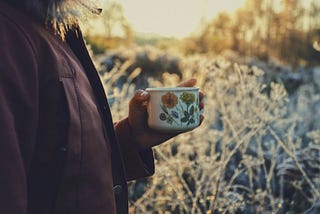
left=0, top=0, right=204, bottom=213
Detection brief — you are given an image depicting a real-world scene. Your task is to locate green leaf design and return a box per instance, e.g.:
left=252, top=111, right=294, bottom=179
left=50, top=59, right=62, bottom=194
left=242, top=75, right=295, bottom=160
left=181, top=117, right=188, bottom=123
left=189, top=118, right=195, bottom=124
left=161, top=105, right=169, bottom=114
left=190, top=106, right=194, bottom=115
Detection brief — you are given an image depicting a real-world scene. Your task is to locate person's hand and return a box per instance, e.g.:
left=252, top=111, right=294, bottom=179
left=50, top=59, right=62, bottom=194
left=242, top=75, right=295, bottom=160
left=128, top=78, right=205, bottom=150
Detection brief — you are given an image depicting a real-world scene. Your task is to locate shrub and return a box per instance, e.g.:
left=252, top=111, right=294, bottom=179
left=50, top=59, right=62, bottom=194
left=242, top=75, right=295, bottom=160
left=98, top=48, right=320, bottom=213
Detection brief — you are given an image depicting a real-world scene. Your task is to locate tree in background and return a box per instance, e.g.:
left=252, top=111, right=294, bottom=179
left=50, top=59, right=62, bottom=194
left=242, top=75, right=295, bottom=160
left=83, top=1, right=133, bottom=53
left=100, top=1, right=131, bottom=39
left=189, top=0, right=320, bottom=67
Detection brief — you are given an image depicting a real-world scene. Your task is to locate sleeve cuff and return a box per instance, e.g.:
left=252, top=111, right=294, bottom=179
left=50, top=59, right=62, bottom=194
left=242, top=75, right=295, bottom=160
left=114, top=118, right=155, bottom=181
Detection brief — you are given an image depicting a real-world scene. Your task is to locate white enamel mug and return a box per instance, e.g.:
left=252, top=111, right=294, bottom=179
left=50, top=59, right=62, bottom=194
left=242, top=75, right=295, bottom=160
left=146, top=87, right=200, bottom=132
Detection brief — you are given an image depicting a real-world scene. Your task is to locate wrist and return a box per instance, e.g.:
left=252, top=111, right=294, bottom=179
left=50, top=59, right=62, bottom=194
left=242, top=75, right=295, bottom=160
left=115, top=117, right=143, bottom=150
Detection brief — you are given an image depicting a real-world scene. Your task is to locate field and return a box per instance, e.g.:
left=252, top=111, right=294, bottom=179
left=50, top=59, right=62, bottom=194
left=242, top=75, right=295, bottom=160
left=94, top=46, right=320, bottom=214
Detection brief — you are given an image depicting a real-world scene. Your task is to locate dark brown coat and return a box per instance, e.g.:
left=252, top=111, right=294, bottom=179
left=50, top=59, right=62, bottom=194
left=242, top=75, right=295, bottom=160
left=0, top=2, right=154, bottom=214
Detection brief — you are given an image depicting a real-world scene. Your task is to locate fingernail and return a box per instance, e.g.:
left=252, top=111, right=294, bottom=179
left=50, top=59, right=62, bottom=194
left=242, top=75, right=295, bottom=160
left=141, top=91, right=148, bottom=97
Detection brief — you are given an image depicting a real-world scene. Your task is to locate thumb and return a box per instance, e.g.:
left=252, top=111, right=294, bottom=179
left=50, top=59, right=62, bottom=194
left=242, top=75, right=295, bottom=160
left=129, top=90, right=150, bottom=109
left=177, top=78, right=197, bottom=87
left=128, top=90, right=150, bottom=129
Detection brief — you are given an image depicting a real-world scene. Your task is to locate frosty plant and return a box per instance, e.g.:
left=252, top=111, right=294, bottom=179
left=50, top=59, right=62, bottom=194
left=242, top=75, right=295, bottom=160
left=97, top=46, right=320, bottom=213
left=159, top=91, right=199, bottom=126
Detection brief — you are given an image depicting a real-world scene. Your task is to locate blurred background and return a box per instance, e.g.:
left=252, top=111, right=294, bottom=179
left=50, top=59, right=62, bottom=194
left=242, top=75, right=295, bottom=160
left=81, top=0, right=320, bottom=67
left=81, top=0, right=320, bottom=213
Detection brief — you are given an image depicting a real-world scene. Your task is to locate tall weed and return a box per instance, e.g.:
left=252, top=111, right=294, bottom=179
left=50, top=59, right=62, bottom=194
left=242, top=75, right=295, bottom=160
left=98, top=48, right=320, bottom=213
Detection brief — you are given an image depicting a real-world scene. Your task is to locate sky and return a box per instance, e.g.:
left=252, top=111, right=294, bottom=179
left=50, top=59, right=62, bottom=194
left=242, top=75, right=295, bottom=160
left=117, top=0, right=246, bottom=38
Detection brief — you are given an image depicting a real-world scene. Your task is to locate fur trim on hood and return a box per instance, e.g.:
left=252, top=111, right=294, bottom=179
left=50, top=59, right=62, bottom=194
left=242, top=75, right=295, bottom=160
left=20, top=0, right=102, bottom=37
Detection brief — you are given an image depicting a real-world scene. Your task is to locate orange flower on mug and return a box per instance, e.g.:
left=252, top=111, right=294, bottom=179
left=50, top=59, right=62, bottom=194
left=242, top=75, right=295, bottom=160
left=161, top=92, right=178, bottom=109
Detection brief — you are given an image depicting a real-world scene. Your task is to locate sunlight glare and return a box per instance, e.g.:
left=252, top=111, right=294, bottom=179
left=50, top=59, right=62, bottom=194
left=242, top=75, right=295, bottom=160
left=117, top=0, right=246, bottom=38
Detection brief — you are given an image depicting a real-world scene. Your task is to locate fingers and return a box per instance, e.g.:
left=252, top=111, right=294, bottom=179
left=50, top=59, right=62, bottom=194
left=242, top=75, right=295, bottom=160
left=199, top=114, right=205, bottom=125
left=199, top=89, right=205, bottom=125
left=129, top=90, right=150, bottom=109
left=199, top=90, right=205, bottom=110
left=177, top=78, right=197, bottom=87
left=177, top=78, right=204, bottom=108
left=128, top=90, right=150, bottom=130
left=199, top=91, right=204, bottom=100
left=199, top=102, right=204, bottom=110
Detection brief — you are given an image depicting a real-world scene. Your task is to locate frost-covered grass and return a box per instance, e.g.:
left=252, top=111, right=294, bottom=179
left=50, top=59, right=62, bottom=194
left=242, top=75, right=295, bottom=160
left=97, top=47, right=320, bottom=213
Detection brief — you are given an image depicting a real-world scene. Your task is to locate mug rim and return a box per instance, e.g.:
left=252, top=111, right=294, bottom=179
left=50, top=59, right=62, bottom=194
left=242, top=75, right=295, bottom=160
left=145, top=87, right=199, bottom=92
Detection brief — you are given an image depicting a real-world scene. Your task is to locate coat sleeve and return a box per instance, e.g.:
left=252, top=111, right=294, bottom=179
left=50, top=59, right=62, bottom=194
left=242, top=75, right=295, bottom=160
left=114, top=118, right=155, bottom=181
left=0, top=15, right=38, bottom=214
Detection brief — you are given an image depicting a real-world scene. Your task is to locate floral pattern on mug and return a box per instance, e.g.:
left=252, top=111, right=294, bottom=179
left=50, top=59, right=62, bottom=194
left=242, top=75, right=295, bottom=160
left=159, top=91, right=199, bottom=127
left=161, top=92, right=178, bottom=108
